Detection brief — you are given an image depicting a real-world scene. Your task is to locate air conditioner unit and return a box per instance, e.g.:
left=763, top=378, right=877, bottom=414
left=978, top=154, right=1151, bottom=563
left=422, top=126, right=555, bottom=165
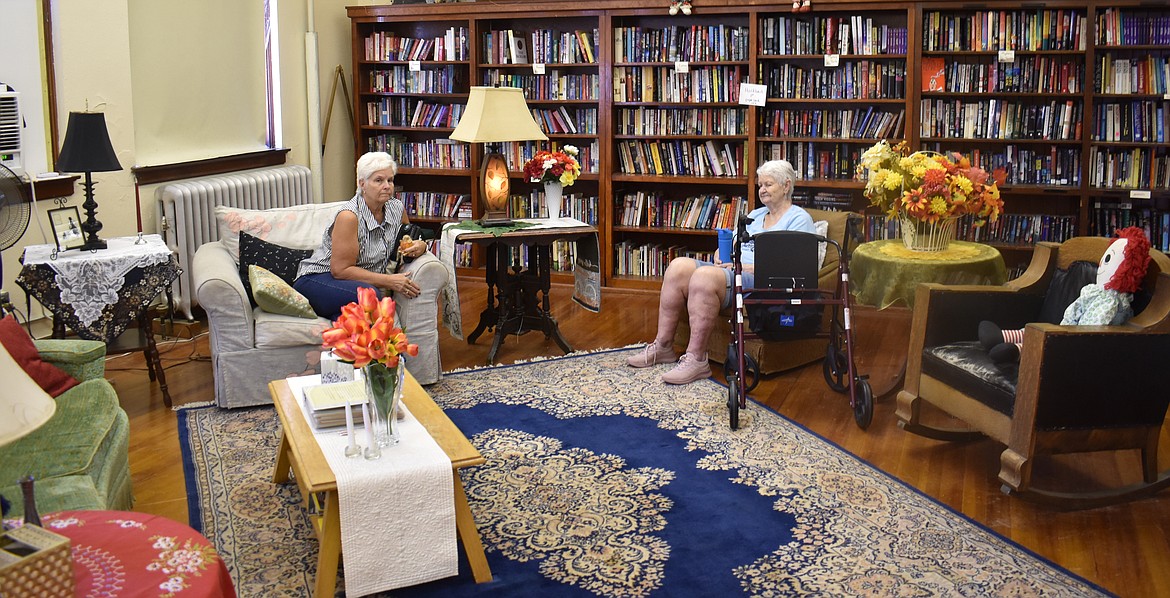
left=0, top=92, right=22, bottom=177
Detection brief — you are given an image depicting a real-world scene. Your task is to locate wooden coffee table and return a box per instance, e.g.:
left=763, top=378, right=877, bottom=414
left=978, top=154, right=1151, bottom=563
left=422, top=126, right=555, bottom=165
left=269, top=374, right=491, bottom=596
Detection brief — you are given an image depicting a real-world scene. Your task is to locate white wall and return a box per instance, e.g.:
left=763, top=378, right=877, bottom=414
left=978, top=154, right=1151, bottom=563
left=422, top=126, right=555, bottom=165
left=0, top=0, right=349, bottom=319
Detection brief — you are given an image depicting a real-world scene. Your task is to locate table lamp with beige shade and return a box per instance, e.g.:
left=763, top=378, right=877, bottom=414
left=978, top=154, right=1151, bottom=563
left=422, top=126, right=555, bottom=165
left=0, top=344, right=57, bottom=448
left=449, top=86, right=548, bottom=226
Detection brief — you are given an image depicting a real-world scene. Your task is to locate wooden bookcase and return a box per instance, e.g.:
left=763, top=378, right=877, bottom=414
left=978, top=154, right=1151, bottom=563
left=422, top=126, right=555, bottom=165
left=348, top=0, right=1170, bottom=288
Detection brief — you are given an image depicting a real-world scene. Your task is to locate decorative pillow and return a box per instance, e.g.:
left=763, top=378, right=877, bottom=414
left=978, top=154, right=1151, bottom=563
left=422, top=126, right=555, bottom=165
left=238, top=232, right=313, bottom=306
left=215, top=202, right=346, bottom=261
left=249, top=265, right=318, bottom=319
left=815, top=219, right=830, bottom=269
left=0, top=315, right=79, bottom=397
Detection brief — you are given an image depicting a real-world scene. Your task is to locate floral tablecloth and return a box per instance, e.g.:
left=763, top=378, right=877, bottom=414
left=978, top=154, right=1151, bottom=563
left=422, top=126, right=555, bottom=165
left=17, top=235, right=180, bottom=343
left=41, top=510, right=236, bottom=598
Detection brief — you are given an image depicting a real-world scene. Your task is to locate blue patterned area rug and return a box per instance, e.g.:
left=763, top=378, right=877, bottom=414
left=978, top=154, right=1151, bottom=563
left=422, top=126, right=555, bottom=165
left=179, top=348, right=1110, bottom=597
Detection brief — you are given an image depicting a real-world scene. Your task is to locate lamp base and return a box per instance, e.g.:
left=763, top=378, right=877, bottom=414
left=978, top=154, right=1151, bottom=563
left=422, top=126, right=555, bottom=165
left=79, top=238, right=107, bottom=252
left=478, top=216, right=514, bottom=227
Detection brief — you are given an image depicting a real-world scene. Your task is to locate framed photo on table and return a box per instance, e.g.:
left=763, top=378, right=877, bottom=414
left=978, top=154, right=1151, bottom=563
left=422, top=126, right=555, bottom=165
left=48, top=206, right=85, bottom=251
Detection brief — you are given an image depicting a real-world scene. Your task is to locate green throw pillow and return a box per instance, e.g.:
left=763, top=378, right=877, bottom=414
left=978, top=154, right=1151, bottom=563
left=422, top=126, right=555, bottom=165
left=248, top=265, right=317, bottom=319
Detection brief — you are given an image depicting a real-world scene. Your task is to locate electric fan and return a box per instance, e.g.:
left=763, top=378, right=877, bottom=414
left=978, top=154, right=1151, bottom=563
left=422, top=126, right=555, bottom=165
left=0, top=163, right=32, bottom=316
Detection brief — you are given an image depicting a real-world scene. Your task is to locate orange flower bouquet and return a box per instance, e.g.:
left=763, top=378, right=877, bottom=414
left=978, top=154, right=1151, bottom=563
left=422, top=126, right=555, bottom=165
left=321, top=286, right=418, bottom=448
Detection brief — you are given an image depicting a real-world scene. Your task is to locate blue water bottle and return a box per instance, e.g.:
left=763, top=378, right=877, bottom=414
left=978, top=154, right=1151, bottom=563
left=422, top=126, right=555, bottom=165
left=717, top=228, right=733, bottom=263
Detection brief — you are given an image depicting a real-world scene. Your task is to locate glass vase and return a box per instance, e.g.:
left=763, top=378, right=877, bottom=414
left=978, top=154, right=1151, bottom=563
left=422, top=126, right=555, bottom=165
left=362, top=361, right=404, bottom=447
left=543, top=181, right=563, bottom=218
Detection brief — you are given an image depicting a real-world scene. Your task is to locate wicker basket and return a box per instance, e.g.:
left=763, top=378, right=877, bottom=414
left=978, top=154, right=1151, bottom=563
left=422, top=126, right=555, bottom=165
left=0, top=525, right=75, bottom=597
left=900, top=215, right=957, bottom=252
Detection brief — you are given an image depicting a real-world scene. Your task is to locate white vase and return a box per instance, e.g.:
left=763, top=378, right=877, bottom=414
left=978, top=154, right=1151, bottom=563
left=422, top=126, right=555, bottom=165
left=543, top=181, right=563, bottom=218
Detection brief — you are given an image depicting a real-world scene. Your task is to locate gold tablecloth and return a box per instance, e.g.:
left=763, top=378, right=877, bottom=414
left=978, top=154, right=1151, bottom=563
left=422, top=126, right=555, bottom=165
left=851, top=239, right=1008, bottom=309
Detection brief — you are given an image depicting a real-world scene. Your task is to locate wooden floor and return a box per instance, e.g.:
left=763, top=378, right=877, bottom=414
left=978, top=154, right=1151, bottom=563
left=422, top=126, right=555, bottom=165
left=110, top=278, right=1170, bottom=597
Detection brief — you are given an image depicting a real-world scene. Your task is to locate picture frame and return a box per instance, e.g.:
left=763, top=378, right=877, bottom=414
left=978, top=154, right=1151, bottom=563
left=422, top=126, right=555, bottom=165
left=48, top=206, right=84, bottom=251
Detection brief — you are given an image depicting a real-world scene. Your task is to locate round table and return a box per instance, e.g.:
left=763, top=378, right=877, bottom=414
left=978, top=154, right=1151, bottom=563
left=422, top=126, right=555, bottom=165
left=41, top=510, right=236, bottom=597
left=850, top=239, right=1009, bottom=309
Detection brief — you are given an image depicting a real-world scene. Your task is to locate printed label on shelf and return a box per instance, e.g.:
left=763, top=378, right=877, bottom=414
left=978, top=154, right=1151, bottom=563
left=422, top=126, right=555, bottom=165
left=533, top=63, right=546, bottom=75
left=1119, top=202, right=1134, bottom=209
left=739, top=83, right=767, bottom=107
left=1129, top=190, right=1151, bottom=200
left=997, top=50, right=1015, bottom=63
left=824, top=54, right=840, bottom=67
left=674, top=61, right=689, bottom=73
left=408, top=60, right=421, bottom=72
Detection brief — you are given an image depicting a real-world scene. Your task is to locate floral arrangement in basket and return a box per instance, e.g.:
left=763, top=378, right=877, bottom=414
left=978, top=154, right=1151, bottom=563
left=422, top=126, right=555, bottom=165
left=523, top=145, right=582, bottom=187
left=321, top=287, right=418, bottom=369
left=858, top=140, right=1005, bottom=226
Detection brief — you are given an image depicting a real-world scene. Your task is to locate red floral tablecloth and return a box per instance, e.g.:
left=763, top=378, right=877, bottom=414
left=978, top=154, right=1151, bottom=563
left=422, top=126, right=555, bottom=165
left=41, top=510, right=235, bottom=598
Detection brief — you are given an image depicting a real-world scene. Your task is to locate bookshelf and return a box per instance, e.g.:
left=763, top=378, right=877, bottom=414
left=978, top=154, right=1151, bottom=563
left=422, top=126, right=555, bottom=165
left=348, top=0, right=1170, bottom=288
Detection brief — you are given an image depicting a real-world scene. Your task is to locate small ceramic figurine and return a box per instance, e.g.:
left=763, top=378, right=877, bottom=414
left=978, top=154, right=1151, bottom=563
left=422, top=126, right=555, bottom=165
left=792, top=0, right=811, bottom=12
left=979, top=226, right=1152, bottom=363
left=668, top=0, right=692, bottom=16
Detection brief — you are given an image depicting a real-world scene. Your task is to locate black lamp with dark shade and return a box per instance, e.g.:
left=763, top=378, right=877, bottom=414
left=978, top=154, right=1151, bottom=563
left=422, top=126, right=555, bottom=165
left=56, top=111, right=122, bottom=251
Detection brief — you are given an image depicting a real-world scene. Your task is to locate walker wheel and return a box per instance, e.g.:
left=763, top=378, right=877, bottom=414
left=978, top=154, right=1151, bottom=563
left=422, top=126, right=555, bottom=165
left=728, top=379, right=740, bottom=430
left=852, top=377, right=873, bottom=430
left=724, top=346, right=761, bottom=392
left=823, top=345, right=848, bottom=393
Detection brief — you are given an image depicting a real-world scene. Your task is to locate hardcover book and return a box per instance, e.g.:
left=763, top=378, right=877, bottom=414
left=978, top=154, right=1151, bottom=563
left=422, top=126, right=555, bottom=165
left=921, top=57, right=946, bottom=92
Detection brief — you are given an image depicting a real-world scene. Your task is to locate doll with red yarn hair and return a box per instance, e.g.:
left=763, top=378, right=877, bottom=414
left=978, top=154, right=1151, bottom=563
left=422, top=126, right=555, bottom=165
left=979, top=226, right=1152, bottom=363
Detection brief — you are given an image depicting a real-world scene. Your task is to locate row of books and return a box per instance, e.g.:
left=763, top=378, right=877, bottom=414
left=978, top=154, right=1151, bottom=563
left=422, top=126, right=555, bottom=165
left=793, top=190, right=855, bottom=211
left=613, top=242, right=713, bottom=278
left=365, top=99, right=465, bottom=129
left=364, top=28, right=470, bottom=62
left=401, top=191, right=470, bottom=220
left=922, top=10, right=1087, bottom=52
left=489, top=29, right=598, bottom=65
left=368, top=65, right=462, bottom=94
left=615, top=192, right=747, bottom=230
left=481, top=70, right=600, bottom=101
left=1096, top=8, right=1170, bottom=46
left=1094, top=55, right=1170, bottom=95
left=497, top=140, right=599, bottom=173
left=921, top=55, right=1084, bottom=95
left=919, top=99, right=1083, bottom=141
left=758, top=15, right=908, bottom=56
left=613, top=65, right=744, bottom=103
left=1089, top=148, right=1162, bottom=189
left=859, top=213, right=1077, bottom=246
left=761, top=61, right=906, bottom=100
left=507, top=191, right=600, bottom=222
left=616, top=107, right=746, bottom=137
left=1091, top=101, right=1170, bottom=144
left=613, top=24, right=751, bottom=63
left=921, top=143, right=1083, bottom=186
left=366, top=136, right=470, bottom=170
left=531, top=106, right=597, bottom=136
left=1089, top=203, right=1170, bottom=252
left=616, top=139, right=743, bottom=178
left=764, top=142, right=861, bottom=181
left=758, top=107, right=904, bottom=141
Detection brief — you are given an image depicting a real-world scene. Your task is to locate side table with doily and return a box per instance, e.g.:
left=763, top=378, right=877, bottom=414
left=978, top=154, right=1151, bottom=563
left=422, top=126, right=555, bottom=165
left=16, top=234, right=181, bottom=407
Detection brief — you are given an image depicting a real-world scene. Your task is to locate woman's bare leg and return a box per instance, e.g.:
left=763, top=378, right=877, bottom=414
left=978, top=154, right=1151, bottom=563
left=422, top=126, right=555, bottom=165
left=652, top=257, right=699, bottom=346
left=683, top=266, right=728, bottom=358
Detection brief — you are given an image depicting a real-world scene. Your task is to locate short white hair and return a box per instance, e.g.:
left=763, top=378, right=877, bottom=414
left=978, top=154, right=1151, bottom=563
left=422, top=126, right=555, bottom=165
left=756, top=159, right=798, bottom=187
left=356, top=152, right=398, bottom=187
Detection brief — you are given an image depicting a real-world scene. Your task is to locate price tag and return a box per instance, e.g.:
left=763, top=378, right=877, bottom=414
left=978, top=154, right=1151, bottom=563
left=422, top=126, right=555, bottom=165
left=1164, top=93, right=1170, bottom=100
left=738, top=82, right=768, bottom=107
left=997, top=50, right=1015, bottom=63
left=532, top=63, right=546, bottom=75
left=1129, top=190, right=1151, bottom=200
left=674, top=61, right=689, bottom=73
left=823, top=54, right=840, bottom=67
left=408, top=60, right=421, bottom=72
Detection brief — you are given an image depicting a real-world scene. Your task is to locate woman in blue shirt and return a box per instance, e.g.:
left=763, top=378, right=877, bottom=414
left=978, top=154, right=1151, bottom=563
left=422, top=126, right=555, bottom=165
left=294, top=152, right=428, bottom=319
left=628, top=159, right=816, bottom=384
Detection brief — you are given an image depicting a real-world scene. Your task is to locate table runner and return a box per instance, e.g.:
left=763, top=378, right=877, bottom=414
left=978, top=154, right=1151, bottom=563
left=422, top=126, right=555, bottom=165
left=438, top=217, right=601, bottom=338
left=286, top=375, right=456, bottom=596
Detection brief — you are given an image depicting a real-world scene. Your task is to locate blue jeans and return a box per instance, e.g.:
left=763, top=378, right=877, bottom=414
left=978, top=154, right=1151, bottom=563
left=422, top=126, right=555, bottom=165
left=293, top=273, right=382, bottom=321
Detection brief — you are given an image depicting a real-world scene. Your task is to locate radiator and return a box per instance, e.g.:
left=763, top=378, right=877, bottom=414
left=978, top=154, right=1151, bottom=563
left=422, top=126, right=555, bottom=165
left=156, top=165, right=314, bottom=320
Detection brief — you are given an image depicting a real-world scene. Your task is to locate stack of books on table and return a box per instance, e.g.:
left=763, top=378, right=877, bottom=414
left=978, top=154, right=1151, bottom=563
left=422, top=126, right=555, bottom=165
left=303, top=381, right=366, bottom=430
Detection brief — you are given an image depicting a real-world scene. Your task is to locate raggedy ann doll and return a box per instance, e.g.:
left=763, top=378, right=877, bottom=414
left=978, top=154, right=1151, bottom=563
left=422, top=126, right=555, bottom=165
left=978, top=226, right=1152, bottom=364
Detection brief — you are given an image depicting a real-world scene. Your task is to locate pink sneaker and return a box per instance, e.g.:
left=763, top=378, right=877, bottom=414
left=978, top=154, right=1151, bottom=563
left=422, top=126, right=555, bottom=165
left=661, top=353, right=712, bottom=385
left=628, top=343, right=678, bottom=368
